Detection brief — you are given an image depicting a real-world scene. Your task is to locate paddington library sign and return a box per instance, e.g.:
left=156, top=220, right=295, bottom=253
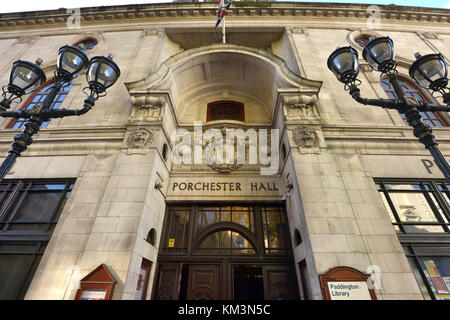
left=167, top=177, right=282, bottom=200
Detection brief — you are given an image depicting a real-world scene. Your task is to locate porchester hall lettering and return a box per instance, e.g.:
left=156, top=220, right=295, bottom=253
left=172, top=181, right=279, bottom=192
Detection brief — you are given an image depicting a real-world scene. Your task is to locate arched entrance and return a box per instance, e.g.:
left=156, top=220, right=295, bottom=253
left=153, top=204, right=299, bottom=300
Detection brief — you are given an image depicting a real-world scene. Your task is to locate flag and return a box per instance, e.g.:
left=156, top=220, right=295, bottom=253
left=215, top=0, right=232, bottom=28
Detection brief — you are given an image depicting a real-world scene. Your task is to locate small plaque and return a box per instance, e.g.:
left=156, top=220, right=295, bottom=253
left=327, top=281, right=372, bottom=300
left=168, top=238, right=175, bottom=247
left=319, top=266, right=377, bottom=300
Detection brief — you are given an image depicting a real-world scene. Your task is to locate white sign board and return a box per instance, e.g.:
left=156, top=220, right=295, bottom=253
left=327, top=281, right=372, bottom=300
left=80, top=289, right=107, bottom=300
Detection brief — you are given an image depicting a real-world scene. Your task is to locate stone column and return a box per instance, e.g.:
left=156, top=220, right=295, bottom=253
left=280, top=93, right=423, bottom=300
left=25, top=94, right=172, bottom=300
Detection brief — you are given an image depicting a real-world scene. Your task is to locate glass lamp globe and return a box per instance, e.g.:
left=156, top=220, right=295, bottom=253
left=362, top=37, right=396, bottom=73
left=86, top=55, right=121, bottom=94
left=327, top=46, right=360, bottom=84
left=410, top=53, right=448, bottom=92
left=57, top=45, right=89, bottom=81
left=8, top=60, right=46, bottom=96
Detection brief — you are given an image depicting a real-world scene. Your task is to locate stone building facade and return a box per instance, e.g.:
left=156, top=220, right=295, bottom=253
left=0, top=1, right=449, bottom=300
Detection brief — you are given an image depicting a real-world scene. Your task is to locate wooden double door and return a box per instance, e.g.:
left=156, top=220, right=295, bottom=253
left=154, top=260, right=299, bottom=300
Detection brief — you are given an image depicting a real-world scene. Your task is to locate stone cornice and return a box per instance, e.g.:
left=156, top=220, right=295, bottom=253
left=0, top=2, right=448, bottom=30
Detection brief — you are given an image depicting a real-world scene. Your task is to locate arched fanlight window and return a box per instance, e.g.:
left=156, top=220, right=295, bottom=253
left=7, top=79, right=73, bottom=129
left=72, top=38, right=98, bottom=52
left=197, top=230, right=256, bottom=254
left=207, top=100, right=245, bottom=122
left=354, top=35, right=371, bottom=48
left=380, top=76, right=447, bottom=127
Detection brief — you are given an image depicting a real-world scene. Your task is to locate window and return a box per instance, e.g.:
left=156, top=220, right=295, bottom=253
left=162, top=144, right=168, bottom=161
left=0, top=179, right=74, bottom=299
left=281, top=143, right=287, bottom=161
left=7, top=80, right=73, bottom=129
left=261, top=206, right=290, bottom=254
left=162, top=204, right=291, bottom=255
left=165, top=206, right=190, bottom=253
left=195, top=206, right=255, bottom=236
left=197, top=230, right=256, bottom=254
left=207, top=101, right=244, bottom=122
left=376, top=180, right=450, bottom=234
left=377, top=179, right=450, bottom=300
left=135, top=258, right=152, bottom=300
left=146, top=228, right=157, bottom=246
left=294, top=229, right=302, bottom=246
left=354, top=34, right=371, bottom=48
left=403, top=245, right=450, bottom=300
left=73, top=38, right=98, bottom=52
left=380, top=77, right=447, bottom=127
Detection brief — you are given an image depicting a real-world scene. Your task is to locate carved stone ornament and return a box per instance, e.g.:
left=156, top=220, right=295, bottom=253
left=126, top=128, right=154, bottom=150
left=209, top=163, right=243, bottom=174
left=422, top=32, right=440, bottom=40
left=129, top=96, right=165, bottom=122
left=292, top=126, right=320, bottom=149
left=13, top=36, right=38, bottom=45
left=283, top=95, right=318, bottom=121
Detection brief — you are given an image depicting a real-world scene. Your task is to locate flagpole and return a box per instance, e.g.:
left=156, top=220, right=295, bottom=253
left=222, top=16, right=226, bottom=44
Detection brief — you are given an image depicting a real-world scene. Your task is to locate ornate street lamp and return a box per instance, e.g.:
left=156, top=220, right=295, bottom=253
left=328, top=36, right=450, bottom=182
left=0, top=45, right=121, bottom=181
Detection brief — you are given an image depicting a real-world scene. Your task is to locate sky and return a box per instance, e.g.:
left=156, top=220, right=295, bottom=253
left=0, top=0, right=448, bottom=14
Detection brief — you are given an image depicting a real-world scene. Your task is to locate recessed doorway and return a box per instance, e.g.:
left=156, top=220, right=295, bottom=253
left=233, top=265, right=264, bottom=300
left=154, top=204, right=300, bottom=300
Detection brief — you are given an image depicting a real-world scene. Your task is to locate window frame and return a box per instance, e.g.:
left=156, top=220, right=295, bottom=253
left=0, top=178, right=75, bottom=300
left=376, top=179, right=450, bottom=300
left=6, top=79, right=73, bottom=129
left=380, top=76, right=448, bottom=127
left=0, top=179, right=74, bottom=235
left=206, top=100, right=245, bottom=122
left=376, top=179, right=450, bottom=234
left=72, top=37, right=98, bottom=52
left=160, top=203, right=291, bottom=257
left=354, top=34, right=371, bottom=48
left=403, top=243, right=450, bottom=300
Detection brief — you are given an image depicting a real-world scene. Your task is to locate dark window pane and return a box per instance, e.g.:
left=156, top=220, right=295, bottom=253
left=0, top=253, right=35, bottom=299
left=167, top=209, right=189, bottom=249
left=207, top=101, right=244, bottom=122
left=263, top=208, right=288, bottom=250
left=11, top=191, right=62, bottom=222
left=198, top=231, right=255, bottom=254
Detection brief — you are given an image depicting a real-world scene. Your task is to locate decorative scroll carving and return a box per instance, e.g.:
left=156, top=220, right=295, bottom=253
left=209, top=163, right=243, bottom=173
left=129, top=96, right=165, bottom=122
left=292, top=126, right=321, bottom=154
left=172, top=127, right=260, bottom=173
left=125, top=128, right=154, bottom=150
left=283, top=95, right=318, bottom=121
left=13, top=36, right=38, bottom=45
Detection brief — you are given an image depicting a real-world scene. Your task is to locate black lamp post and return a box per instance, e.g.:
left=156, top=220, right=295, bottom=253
left=0, top=45, right=120, bottom=182
left=328, top=36, right=450, bottom=183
